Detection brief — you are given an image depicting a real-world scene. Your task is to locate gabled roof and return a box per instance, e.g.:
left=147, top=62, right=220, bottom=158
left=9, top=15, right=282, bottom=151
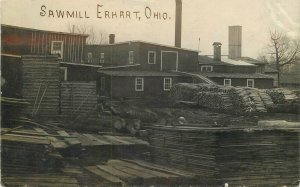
left=98, top=70, right=181, bottom=77
left=1, top=24, right=89, bottom=37
left=88, top=40, right=198, bottom=53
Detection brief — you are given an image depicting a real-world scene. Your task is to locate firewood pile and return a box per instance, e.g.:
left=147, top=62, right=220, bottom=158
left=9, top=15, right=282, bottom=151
left=22, top=56, right=60, bottom=117
left=171, top=83, right=299, bottom=114
left=60, top=82, right=98, bottom=120
left=148, top=125, right=300, bottom=186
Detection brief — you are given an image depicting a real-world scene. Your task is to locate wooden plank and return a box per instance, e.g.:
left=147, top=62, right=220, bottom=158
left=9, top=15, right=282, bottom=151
left=83, top=134, right=110, bottom=145
left=103, top=135, right=133, bottom=145
left=57, top=131, right=81, bottom=146
left=85, top=166, right=124, bottom=184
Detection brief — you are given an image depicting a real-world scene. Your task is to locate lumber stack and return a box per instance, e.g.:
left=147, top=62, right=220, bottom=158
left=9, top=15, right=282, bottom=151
left=22, top=55, right=60, bottom=117
left=85, top=159, right=200, bottom=186
left=148, top=126, right=300, bottom=186
left=148, top=126, right=219, bottom=182
left=60, top=82, right=98, bottom=120
left=217, top=130, right=300, bottom=186
left=1, top=130, right=63, bottom=174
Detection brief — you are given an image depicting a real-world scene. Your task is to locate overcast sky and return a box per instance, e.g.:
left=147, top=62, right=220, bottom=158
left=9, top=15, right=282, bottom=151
left=1, top=0, right=299, bottom=57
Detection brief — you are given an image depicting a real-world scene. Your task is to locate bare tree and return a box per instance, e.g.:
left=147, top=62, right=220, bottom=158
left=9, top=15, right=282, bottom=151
left=266, top=30, right=300, bottom=85
left=66, top=23, right=107, bottom=45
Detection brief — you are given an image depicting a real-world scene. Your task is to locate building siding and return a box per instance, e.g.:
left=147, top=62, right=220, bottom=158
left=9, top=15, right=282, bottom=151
left=210, top=77, right=274, bottom=89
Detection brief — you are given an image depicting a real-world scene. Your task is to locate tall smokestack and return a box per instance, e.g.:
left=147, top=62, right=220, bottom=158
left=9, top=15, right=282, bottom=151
left=109, top=34, right=115, bottom=44
left=213, top=42, right=222, bottom=61
left=228, top=26, right=242, bottom=59
left=175, top=0, right=182, bottom=48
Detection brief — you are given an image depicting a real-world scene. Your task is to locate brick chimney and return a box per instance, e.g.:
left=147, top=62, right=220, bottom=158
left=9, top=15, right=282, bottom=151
left=213, top=42, right=222, bottom=61
left=109, top=34, right=115, bottom=44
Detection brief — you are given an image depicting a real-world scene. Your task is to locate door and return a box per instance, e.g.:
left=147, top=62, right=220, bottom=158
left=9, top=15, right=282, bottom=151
left=161, top=51, right=178, bottom=71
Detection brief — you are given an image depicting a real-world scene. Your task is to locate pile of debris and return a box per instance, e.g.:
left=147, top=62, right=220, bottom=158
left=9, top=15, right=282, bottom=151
left=170, top=83, right=299, bottom=114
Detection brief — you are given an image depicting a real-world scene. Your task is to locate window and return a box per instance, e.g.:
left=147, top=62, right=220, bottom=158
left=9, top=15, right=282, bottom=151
left=60, top=67, right=67, bottom=81
left=201, top=65, right=213, bottom=72
left=129, top=51, right=134, bottom=64
left=135, top=78, right=144, bottom=91
left=148, top=51, right=156, bottom=64
left=100, top=53, right=105, bottom=64
left=100, top=77, right=105, bottom=91
left=247, top=79, right=255, bottom=88
left=51, top=41, right=63, bottom=59
left=164, top=78, right=172, bottom=91
left=87, top=52, right=93, bottom=63
left=224, top=79, right=231, bottom=86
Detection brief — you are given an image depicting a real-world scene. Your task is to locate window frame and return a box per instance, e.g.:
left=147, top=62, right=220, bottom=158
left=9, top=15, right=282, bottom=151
left=87, top=52, right=93, bottom=63
left=201, top=65, right=213, bottom=72
left=224, top=79, right=232, bottom=86
left=129, top=51, right=134, bottom=64
left=247, top=79, right=255, bottom=88
left=51, top=41, right=64, bottom=59
left=60, top=67, right=68, bottom=81
left=148, top=51, right=156, bottom=64
left=100, top=52, right=105, bottom=64
left=163, top=77, right=172, bottom=91
left=135, top=77, right=144, bottom=91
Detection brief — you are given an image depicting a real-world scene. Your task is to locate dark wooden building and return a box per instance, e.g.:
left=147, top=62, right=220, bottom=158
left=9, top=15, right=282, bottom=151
left=2, top=24, right=88, bottom=63
left=197, top=55, right=274, bottom=89
left=98, top=70, right=193, bottom=98
left=85, top=40, right=199, bottom=72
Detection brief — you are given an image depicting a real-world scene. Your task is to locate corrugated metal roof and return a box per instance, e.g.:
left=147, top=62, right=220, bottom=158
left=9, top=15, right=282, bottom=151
left=198, top=72, right=274, bottom=79
left=98, top=70, right=181, bottom=77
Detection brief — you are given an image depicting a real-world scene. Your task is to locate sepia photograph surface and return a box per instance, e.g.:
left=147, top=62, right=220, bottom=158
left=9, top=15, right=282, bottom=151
left=1, top=0, right=300, bottom=186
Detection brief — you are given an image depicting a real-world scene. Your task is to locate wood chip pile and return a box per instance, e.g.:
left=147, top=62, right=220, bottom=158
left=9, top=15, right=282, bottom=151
left=148, top=126, right=300, bottom=186
left=170, top=83, right=299, bottom=114
left=22, top=55, right=60, bottom=117
left=60, top=82, right=98, bottom=120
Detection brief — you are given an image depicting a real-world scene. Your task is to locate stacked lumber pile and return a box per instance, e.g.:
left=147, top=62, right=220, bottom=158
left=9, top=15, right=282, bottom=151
left=217, top=129, right=300, bottom=186
left=148, top=126, right=219, bottom=183
left=148, top=125, right=300, bottom=186
left=266, top=88, right=299, bottom=104
left=85, top=159, right=200, bottom=186
left=60, top=82, right=98, bottom=120
left=22, top=55, right=60, bottom=117
left=1, top=128, right=63, bottom=174
left=2, top=174, right=80, bottom=187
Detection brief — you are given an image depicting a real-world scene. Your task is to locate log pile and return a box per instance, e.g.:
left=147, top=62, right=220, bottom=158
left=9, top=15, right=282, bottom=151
left=22, top=55, right=60, bottom=117
left=148, top=126, right=300, bottom=186
left=60, top=82, right=98, bottom=120
left=266, top=88, right=299, bottom=104
left=170, top=83, right=299, bottom=114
